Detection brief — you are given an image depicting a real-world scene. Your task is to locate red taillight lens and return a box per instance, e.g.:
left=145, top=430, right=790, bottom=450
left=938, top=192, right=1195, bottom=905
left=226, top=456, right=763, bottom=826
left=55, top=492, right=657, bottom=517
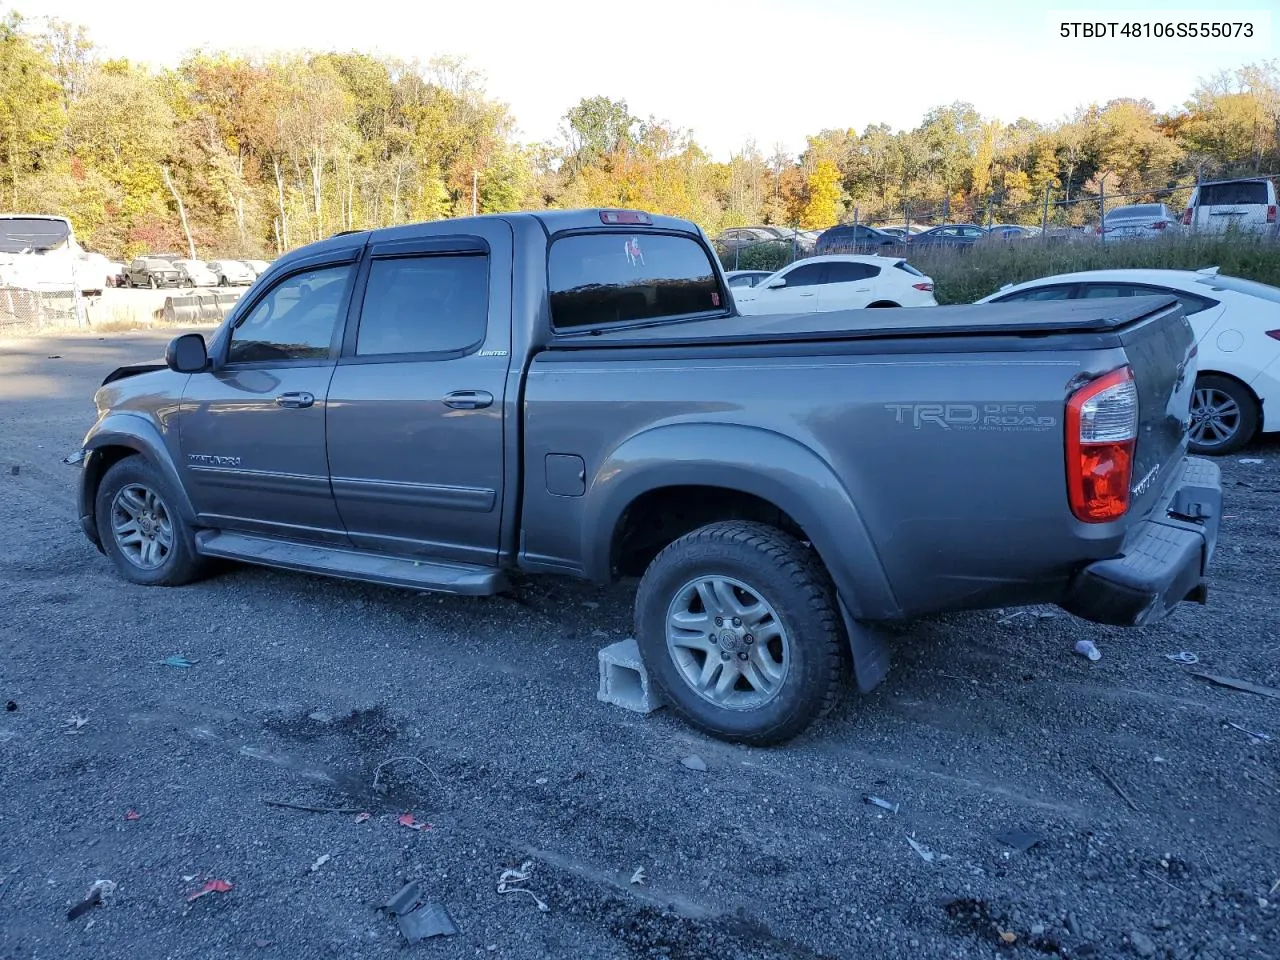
left=1181, top=208, right=1193, bottom=225
left=1266, top=330, right=1280, bottom=341
left=1268, top=205, right=1277, bottom=224
left=912, top=282, right=933, bottom=291
left=1096, top=226, right=1104, bottom=235
left=1151, top=221, right=1167, bottom=229
left=1065, top=366, right=1138, bottom=523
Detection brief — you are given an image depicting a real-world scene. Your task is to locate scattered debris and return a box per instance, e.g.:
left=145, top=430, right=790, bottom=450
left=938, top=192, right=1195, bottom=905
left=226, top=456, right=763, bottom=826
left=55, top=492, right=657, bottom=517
left=680, top=755, right=708, bottom=772
left=994, top=827, right=1046, bottom=852
left=497, top=861, right=550, bottom=912
left=1129, top=930, right=1157, bottom=957
left=254, top=939, right=273, bottom=949
left=124, top=809, right=141, bottom=821
left=1074, top=639, right=1102, bottom=662
left=1192, top=672, right=1280, bottom=700
left=907, top=837, right=935, bottom=863
left=46, top=355, right=62, bottom=359
left=186, top=879, right=232, bottom=902
left=534, top=777, right=549, bottom=785
left=63, top=714, right=89, bottom=734
left=1226, top=722, right=1272, bottom=742
left=4, top=700, right=15, bottom=712
left=582, top=601, right=600, bottom=610
left=1163, top=651, right=1199, bottom=665
left=1270, top=879, right=1280, bottom=896
left=630, top=867, right=646, bottom=886
left=263, top=799, right=363, bottom=815
left=372, top=755, right=444, bottom=794
left=309, top=854, right=331, bottom=873
left=864, top=795, right=899, bottom=814
left=1239, top=458, right=1263, bottom=464
left=1092, top=763, right=1141, bottom=812
left=156, top=655, right=196, bottom=668
left=307, top=711, right=332, bottom=724
left=383, top=881, right=426, bottom=915
left=67, top=880, right=115, bottom=921
left=397, top=813, right=430, bottom=831
left=998, top=928, right=1017, bottom=944
left=997, top=610, right=1026, bottom=625
left=354, top=812, right=371, bottom=824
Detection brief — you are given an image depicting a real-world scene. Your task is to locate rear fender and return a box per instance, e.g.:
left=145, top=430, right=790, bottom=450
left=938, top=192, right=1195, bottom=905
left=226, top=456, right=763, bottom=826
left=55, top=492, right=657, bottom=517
left=580, top=422, right=899, bottom=621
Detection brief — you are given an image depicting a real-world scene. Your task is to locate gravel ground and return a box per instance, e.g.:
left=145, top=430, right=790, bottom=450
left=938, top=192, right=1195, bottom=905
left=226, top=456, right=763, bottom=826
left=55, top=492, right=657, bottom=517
left=1, top=331, right=1278, bottom=960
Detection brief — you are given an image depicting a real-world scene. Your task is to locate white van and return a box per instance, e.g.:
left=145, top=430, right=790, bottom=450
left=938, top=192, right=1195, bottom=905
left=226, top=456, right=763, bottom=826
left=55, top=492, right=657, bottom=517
left=1182, top=178, right=1278, bottom=236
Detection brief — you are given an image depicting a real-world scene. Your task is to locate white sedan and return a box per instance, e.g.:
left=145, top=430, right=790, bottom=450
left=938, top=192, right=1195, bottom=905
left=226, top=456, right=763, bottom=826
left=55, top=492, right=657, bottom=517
left=977, top=267, right=1280, bottom=454
left=732, top=255, right=937, bottom=316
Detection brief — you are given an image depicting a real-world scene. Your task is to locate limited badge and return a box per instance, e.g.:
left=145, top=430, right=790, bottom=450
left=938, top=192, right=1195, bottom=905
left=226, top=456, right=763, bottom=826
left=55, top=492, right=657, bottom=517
left=624, top=237, right=644, bottom=266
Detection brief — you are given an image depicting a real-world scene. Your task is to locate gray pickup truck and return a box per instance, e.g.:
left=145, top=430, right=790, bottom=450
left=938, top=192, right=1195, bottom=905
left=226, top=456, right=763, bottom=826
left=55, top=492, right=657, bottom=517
left=68, top=209, right=1222, bottom=744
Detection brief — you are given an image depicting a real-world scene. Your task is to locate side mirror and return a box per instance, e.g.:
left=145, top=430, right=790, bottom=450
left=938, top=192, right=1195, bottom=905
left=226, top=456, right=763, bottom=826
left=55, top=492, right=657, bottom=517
left=766, top=278, right=787, bottom=289
left=166, top=333, right=208, bottom=373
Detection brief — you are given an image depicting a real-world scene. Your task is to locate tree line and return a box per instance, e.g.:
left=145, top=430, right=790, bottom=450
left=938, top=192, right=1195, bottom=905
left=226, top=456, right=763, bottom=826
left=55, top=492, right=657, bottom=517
left=3, top=9, right=1279, bottom=260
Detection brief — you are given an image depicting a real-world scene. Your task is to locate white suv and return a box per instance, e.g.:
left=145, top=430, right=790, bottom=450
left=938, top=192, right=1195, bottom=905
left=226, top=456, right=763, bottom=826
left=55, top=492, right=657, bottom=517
left=1182, top=178, right=1278, bottom=237
left=732, top=255, right=937, bottom=316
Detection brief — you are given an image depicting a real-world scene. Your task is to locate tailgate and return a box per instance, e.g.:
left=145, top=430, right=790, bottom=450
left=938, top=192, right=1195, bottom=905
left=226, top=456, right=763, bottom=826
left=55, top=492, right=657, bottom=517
left=1117, top=298, right=1196, bottom=517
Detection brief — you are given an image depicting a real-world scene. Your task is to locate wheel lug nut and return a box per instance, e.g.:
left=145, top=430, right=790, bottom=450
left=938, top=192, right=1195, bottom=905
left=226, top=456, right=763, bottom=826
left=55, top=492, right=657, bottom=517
left=744, top=634, right=754, bottom=644
left=720, top=652, right=731, bottom=661
left=714, top=617, right=723, bottom=627
left=732, top=617, right=741, bottom=627
left=737, top=651, right=748, bottom=661
left=709, top=633, right=717, bottom=644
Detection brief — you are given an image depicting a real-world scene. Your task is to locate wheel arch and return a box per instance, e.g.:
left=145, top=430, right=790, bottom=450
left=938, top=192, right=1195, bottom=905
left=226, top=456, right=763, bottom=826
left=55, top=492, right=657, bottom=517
left=581, top=422, right=900, bottom=621
left=866, top=300, right=900, bottom=308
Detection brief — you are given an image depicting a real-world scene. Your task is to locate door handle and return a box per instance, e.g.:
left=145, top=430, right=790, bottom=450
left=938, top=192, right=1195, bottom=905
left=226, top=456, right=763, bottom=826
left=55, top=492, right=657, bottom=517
left=798, top=291, right=815, bottom=297
left=443, top=390, right=494, bottom=410
left=854, top=287, right=870, bottom=292
left=275, top=391, right=315, bottom=409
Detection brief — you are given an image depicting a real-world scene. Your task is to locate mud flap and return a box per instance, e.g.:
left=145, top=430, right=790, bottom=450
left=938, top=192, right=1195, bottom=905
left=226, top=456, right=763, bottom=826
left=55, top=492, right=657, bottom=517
left=837, top=596, right=891, bottom=694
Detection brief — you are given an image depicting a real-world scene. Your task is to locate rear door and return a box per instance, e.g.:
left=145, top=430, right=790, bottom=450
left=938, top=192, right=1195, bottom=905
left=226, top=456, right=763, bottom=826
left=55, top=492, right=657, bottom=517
left=324, top=221, right=513, bottom=566
left=817, top=260, right=879, bottom=310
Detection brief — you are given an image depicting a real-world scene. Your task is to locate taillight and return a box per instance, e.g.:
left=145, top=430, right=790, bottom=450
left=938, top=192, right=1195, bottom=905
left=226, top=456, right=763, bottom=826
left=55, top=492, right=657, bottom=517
left=912, top=282, right=933, bottom=292
left=1181, top=208, right=1193, bottom=225
left=1065, top=366, right=1138, bottom=523
left=1268, top=205, right=1277, bottom=224
left=1151, top=221, right=1167, bottom=230
left=1266, top=330, right=1280, bottom=341
left=1096, top=226, right=1104, bottom=235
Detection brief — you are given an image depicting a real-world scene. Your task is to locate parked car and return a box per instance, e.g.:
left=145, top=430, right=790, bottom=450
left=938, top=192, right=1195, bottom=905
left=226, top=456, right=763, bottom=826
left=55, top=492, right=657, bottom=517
left=124, top=257, right=183, bottom=288
left=813, top=224, right=901, bottom=255
left=714, top=227, right=783, bottom=253
left=241, top=259, right=271, bottom=278
left=723, top=269, right=775, bottom=290
left=207, top=259, right=256, bottom=286
left=174, top=259, right=219, bottom=287
left=1098, top=204, right=1183, bottom=242
left=978, top=266, right=1280, bottom=454
left=907, top=224, right=988, bottom=249
left=732, top=255, right=936, bottom=315
left=876, top=225, right=925, bottom=239
left=983, top=224, right=1040, bottom=242
left=67, top=208, right=1219, bottom=746
left=1182, top=178, right=1277, bottom=236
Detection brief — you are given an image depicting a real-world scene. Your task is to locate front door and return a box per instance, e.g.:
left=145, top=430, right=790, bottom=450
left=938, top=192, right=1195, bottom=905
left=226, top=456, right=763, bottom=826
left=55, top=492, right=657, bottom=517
left=817, top=260, right=878, bottom=311
left=324, top=224, right=513, bottom=566
left=759, top=261, right=825, bottom=313
left=177, top=259, right=358, bottom=543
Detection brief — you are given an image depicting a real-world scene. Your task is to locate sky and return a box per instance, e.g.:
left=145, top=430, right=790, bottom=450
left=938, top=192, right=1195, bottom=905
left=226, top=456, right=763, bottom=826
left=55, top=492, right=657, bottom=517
left=26, top=0, right=1277, bottom=160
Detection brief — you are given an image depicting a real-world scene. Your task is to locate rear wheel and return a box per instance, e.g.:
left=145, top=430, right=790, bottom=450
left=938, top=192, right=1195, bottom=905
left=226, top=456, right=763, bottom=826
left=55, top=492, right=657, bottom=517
left=95, top=456, right=209, bottom=586
left=867, top=301, right=900, bottom=308
left=634, top=521, right=846, bottom=745
left=149, top=276, right=158, bottom=290
left=1188, top=374, right=1258, bottom=455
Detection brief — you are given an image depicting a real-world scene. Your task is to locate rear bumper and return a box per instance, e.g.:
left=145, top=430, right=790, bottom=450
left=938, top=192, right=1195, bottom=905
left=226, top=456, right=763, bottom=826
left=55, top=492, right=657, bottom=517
left=1061, top=457, right=1221, bottom=626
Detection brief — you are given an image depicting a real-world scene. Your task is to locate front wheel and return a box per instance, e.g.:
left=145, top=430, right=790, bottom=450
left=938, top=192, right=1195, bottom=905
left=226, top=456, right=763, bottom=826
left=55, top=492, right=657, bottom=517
left=149, top=276, right=158, bottom=289
left=1188, top=374, right=1258, bottom=455
left=634, top=521, right=846, bottom=745
left=95, top=456, right=209, bottom=586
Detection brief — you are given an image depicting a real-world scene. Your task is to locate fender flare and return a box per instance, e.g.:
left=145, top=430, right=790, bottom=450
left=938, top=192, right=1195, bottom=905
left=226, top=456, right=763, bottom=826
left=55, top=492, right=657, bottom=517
left=579, top=422, right=900, bottom=621
left=81, top=413, right=197, bottom=535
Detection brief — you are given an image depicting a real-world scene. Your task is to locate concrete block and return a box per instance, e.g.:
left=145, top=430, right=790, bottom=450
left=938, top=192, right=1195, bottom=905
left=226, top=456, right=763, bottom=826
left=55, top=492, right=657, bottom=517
left=597, top=637, right=665, bottom=714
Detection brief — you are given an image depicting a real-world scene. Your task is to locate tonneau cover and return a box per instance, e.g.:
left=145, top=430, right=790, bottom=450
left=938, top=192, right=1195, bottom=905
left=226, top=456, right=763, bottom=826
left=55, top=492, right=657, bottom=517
left=550, top=294, right=1180, bottom=348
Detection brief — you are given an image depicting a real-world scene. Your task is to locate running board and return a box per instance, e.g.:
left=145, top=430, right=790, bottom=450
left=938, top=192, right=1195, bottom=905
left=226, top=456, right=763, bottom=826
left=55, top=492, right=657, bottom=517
left=194, top=531, right=507, bottom=596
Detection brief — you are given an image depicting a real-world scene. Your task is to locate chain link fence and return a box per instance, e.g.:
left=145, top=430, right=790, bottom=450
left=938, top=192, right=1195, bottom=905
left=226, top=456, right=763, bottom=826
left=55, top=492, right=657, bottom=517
left=0, top=283, right=86, bottom=337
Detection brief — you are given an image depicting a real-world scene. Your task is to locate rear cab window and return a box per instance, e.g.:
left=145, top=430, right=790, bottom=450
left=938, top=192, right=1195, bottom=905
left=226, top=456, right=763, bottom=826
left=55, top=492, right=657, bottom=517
left=548, top=232, right=727, bottom=331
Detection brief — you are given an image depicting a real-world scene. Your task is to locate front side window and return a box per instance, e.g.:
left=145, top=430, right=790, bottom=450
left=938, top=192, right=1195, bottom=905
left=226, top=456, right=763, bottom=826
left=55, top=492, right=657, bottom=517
left=228, top=263, right=353, bottom=363
left=994, top=284, right=1076, bottom=303
left=355, top=254, right=489, bottom=356
left=549, top=232, right=724, bottom=330
left=780, top=263, right=825, bottom=287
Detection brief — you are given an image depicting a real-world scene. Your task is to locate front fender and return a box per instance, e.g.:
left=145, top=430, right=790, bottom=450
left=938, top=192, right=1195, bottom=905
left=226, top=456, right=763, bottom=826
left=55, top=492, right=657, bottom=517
left=579, top=422, right=900, bottom=620
left=79, top=412, right=197, bottom=541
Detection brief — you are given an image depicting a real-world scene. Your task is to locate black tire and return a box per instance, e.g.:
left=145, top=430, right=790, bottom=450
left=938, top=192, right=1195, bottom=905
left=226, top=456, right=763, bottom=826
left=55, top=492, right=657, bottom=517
left=149, top=276, right=158, bottom=289
left=1188, top=373, right=1259, bottom=456
left=634, top=520, right=846, bottom=746
left=94, top=456, right=209, bottom=587
left=866, top=301, right=900, bottom=308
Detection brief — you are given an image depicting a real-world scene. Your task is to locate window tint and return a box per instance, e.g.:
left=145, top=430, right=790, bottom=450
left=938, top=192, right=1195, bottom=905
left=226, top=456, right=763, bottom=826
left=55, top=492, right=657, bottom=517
left=780, top=263, right=825, bottom=287
left=1196, top=274, right=1280, bottom=304
left=995, top=284, right=1076, bottom=302
left=228, top=264, right=353, bottom=363
left=894, top=260, right=925, bottom=277
left=548, top=233, right=723, bottom=329
left=1081, top=283, right=1217, bottom=316
left=1199, top=181, right=1269, bottom=206
left=727, top=274, right=755, bottom=288
left=825, top=261, right=879, bottom=282
left=355, top=255, right=488, bottom=356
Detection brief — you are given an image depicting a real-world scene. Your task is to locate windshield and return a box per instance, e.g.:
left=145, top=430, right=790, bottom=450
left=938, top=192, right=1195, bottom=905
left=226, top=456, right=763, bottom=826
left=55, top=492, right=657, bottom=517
left=0, top=217, right=72, bottom=254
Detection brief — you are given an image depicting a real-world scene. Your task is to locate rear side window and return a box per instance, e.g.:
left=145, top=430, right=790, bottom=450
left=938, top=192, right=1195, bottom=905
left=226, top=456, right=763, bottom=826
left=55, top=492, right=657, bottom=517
left=994, top=284, right=1076, bottom=302
left=1198, top=181, right=1270, bottom=206
left=549, top=233, right=724, bottom=330
left=825, top=262, right=879, bottom=282
left=355, top=254, right=488, bottom=356
left=894, top=260, right=925, bottom=278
